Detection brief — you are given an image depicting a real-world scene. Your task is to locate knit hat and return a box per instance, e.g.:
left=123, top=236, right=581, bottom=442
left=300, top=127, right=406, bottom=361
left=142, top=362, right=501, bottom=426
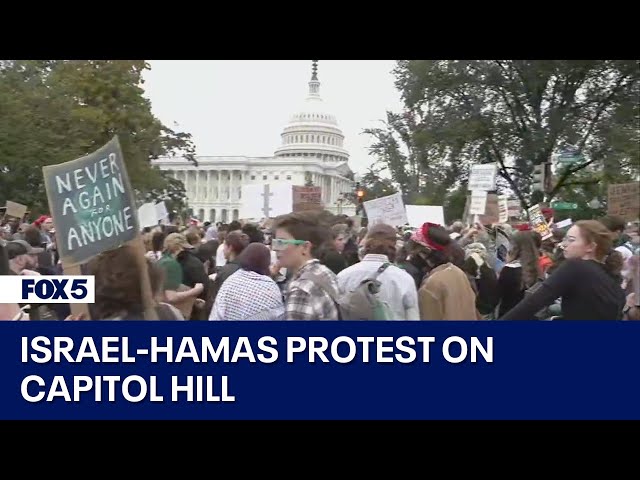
left=410, top=222, right=449, bottom=251
left=34, top=215, right=51, bottom=227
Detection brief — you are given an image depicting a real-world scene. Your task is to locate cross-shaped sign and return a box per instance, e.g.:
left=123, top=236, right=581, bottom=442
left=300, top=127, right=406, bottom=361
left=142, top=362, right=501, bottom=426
left=261, top=184, right=274, bottom=218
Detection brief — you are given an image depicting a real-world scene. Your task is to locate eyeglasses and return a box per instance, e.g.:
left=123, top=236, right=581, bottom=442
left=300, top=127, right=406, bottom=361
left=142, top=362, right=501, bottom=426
left=271, top=238, right=307, bottom=251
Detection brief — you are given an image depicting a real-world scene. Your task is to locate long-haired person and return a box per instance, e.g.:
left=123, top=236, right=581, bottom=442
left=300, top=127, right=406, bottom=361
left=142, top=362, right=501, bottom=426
left=623, top=253, right=639, bottom=320
left=497, top=231, right=541, bottom=318
left=318, top=224, right=350, bottom=275
left=88, top=245, right=187, bottom=320
left=500, top=221, right=626, bottom=320
left=209, top=243, right=284, bottom=320
left=145, top=230, right=166, bottom=262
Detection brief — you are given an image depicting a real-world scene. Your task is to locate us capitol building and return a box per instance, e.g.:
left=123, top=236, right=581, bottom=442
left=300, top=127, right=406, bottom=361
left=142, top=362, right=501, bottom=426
left=152, top=61, right=357, bottom=223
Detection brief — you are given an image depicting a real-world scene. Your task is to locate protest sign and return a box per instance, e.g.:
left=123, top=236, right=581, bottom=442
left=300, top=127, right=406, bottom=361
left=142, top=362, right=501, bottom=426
left=507, top=199, right=522, bottom=219
left=43, top=137, right=139, bottom=266
left=469, top=191, right=488, bottom=215
left=240, top=184, right=293, bottom=219
left=4, top=201, right=28, bottom=220
left=155, top=201, right=169, bottom=224
left=363, top=193, right=408, bottom=227
left=498, top=195, right=509, bottom=223
left=42, top=136, right=154, bottom=320
left=405, top=205, right=445, bottom=228
left=607, top=182, right=640, bottom=221
left=138, top=203, right=159, bottom=229
left=468, top=164, right=497, bottom=191
left=528, top=204, right=553, bottom=240
left=292, top=186, right=323, bottom=212
left=464, top=193, right=500, bottom=225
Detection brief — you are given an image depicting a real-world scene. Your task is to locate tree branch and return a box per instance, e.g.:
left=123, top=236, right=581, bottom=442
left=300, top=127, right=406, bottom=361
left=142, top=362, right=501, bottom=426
left=454, top=84, right=530, bottom=210
left=494, top=61, right=532, bottom=130
left=548, top=76, right=634, bottom=200
left=488, top=143, right=530, bottom=211
left=576, top=74, right=631, bottom=151
left=548, top=157, right=599, bottom=200
left=495, top=85, right=527, bottom=134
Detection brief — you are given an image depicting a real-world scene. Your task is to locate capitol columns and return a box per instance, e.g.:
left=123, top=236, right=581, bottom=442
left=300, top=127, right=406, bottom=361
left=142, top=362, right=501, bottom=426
left=218, top=171, right=222, bottom=201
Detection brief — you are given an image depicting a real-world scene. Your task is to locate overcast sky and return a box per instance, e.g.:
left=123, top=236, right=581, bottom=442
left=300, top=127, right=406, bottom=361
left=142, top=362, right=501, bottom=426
left=143, top=60, right=404, bottom=175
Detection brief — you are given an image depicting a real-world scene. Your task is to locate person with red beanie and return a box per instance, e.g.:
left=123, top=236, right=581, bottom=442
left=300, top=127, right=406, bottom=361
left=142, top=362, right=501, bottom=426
left=409, top=223, right=479, bottom=320
left=33, top=215, right=57, bottom=268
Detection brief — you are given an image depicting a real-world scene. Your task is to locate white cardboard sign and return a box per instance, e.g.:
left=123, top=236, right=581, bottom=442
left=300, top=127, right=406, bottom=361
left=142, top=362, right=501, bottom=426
left=363, top=192, right=408, bottom=227
left=469, top=191, right=488, bottom=215
left=468, top=164, right=497, bottom=191
left=498, top=195, right=509, bottom=223
left=405, top=205, right=445, bottom=228
left=240, top=184, right=293, bottom=220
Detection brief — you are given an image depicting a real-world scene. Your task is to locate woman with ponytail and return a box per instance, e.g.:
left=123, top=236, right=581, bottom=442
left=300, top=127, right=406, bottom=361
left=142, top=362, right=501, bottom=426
left=500, top=220, right=626, bottom=320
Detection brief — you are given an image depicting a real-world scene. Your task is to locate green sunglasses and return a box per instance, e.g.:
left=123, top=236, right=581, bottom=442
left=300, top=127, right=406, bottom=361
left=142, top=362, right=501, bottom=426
left=271, top=238, right=307, bottom=251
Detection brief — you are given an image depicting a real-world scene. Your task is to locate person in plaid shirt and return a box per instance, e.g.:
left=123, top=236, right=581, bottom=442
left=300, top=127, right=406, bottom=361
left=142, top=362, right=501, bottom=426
left=272, top=213, right=340, bottom=320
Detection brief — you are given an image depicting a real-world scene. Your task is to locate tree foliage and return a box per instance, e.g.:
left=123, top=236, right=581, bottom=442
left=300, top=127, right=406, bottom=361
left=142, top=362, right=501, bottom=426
left=358, top=166, right=398, bottom=201
left=366, top=60, right=639, bottom=216
left=0, top=60, right=195, bottom=216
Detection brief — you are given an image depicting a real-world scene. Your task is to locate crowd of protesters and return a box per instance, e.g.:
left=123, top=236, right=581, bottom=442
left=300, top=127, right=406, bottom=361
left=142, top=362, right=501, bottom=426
left=1, top=210, right=639, bottom=321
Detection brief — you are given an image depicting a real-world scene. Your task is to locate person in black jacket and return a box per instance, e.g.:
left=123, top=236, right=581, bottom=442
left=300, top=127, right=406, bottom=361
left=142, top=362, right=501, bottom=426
left=462, top=243, right=500, bottom=319
left=497, top=231, right=541, bottom=318
left=165, top=233, right=209, bottom=320
left=500, top=221, right=626, bottom=320
left=395, top=243, right=423, bottom=290
left=177, top=248, right=209, bottom=300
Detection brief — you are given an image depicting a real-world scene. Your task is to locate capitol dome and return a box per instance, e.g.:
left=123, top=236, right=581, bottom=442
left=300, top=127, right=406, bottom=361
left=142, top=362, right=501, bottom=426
left=274, top=61, right=350, bottom=165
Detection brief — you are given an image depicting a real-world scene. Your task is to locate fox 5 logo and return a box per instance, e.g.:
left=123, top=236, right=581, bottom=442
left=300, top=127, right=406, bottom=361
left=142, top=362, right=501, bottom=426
left=0, top=276, right=95, bottom=304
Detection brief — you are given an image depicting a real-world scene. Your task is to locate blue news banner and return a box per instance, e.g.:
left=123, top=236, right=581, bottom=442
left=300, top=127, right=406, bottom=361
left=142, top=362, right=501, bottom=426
left=0, top=321, right=639, bottom=420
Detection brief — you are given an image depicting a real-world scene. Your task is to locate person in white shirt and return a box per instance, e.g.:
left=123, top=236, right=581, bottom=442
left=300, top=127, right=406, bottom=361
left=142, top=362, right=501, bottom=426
left=337, top=223, right=420, bottom=320
left=215, top=232, right=228, bottom=269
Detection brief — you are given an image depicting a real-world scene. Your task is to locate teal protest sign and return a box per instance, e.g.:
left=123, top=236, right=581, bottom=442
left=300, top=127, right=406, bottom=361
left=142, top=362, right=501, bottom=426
left=43, top=137, right=139, bottom=266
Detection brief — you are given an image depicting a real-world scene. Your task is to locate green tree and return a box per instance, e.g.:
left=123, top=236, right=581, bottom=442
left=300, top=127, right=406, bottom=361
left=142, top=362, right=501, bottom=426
left=0, top=60, right=195, bottom=216
left=367, top=60, right=639, bottom=211
left=359, top=166, right=398, bottom=201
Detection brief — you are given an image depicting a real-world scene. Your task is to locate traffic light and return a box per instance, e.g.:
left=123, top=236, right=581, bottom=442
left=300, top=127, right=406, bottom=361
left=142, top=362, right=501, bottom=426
left=532, top=163, right=546, bottom=193
left=355, top=182, right=365, bottom=215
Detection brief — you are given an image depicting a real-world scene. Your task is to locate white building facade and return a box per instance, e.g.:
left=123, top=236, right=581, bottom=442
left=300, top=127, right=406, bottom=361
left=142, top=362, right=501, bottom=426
left=152, top=61, right=356, bottom=223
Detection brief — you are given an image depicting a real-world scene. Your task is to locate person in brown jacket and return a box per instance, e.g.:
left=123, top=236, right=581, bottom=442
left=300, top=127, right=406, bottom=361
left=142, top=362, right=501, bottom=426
left=410, top=223, right=479, bottom=320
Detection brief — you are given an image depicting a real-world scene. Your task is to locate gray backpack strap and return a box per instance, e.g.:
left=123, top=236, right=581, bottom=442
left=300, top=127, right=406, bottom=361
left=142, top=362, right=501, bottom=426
left=372, top=262, right=391, bottom=280
left=361, top=262, right=391, bottom=295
